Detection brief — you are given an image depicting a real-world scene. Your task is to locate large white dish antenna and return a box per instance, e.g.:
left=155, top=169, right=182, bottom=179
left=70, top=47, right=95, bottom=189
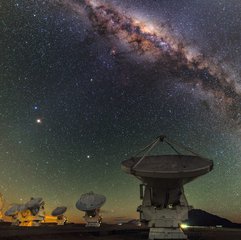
left=121, top=135, right=214, bottom=240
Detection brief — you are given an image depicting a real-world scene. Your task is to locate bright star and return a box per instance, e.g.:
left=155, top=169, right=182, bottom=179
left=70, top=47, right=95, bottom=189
left=36, top=118, right=42, bottom=124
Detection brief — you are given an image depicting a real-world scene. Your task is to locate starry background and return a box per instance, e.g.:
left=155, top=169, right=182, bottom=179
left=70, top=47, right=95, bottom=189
left=1, top=0, right=241, bottom=223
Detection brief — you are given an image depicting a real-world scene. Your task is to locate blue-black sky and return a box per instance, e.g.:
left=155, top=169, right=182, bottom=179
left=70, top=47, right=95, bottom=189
left=1, top=0, right=241, bottom=223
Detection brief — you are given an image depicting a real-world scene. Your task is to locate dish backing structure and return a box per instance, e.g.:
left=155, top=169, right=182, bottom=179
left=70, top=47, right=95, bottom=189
left=76, top=192, right=106, bottom=227
left=121, top=135, right=213, bottom=240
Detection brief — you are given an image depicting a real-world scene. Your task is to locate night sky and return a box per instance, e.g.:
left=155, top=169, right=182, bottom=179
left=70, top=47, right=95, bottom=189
left=1, top=0, right=241, bottom=223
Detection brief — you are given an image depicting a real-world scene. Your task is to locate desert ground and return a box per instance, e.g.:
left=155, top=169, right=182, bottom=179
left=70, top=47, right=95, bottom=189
left=1, top=224, right=241, bottom=240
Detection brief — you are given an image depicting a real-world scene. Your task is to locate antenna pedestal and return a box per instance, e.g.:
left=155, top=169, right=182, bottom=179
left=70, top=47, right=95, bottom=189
left=84, top=209, right=102, bottom=227
left=19, top=216, right=44, bottom=227
left=18, top=208, right=45, bottom=227
left=56, top=215, right=67, bottom=225
left=138, top=205, right=189, bottom=239
left=11, top=218, right=20, bottom=226
left=149, top=227, right=187, bottom=240
left=138, top=184, right=190, bottom=239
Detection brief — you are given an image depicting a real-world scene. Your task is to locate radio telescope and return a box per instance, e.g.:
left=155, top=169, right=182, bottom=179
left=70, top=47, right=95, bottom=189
left=121, top=135, right=213, bottom=240
left=51, top=206, right=67, bottom=225
left=19, top=197, right=45, bottom=226
left=76, top=192, right=106, bottom=227
left=0, top=193, right=5, bottom=222
left=25, top=197, right=44, bottom=216
left=5, top=197, right=45, bottom=226
left=5, top=204, right=26, bottom=225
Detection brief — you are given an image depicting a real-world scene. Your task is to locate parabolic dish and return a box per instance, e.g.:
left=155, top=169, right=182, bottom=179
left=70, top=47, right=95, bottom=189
left=25, top=197, right=43, bottom=209
left=52, top=206, right=67, bottom=216
left=5, top=204, right=26, bottom=216
left=76, top=192, right=106, bottom=211
left=121, top=155, right=213, bottom=182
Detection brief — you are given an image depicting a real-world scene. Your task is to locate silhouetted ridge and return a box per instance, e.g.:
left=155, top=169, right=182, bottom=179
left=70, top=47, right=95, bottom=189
left=188, top=209, right=241, bottom=228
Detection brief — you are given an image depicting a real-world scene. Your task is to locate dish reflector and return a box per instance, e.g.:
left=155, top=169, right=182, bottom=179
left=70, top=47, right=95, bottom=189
left=52, top=207, right=67, bottom=216
left=25, top=197, right=43, bottom=209
left=122, top=155, right=213, bottom=183
left=76, top=192, right=106, bottom=211
left=5, top=204, right=26, bottom=216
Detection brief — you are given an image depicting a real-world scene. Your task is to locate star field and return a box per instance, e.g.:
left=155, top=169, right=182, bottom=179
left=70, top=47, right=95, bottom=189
left=1, top=0, right=241, bottom=223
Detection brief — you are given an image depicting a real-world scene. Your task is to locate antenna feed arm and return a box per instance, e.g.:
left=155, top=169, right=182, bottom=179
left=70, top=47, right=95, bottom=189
left=157, top=135, right=166, bottom=142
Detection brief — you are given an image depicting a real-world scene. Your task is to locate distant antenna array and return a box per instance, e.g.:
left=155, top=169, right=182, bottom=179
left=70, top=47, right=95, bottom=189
left=2, top=135, right=214, bottom=240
